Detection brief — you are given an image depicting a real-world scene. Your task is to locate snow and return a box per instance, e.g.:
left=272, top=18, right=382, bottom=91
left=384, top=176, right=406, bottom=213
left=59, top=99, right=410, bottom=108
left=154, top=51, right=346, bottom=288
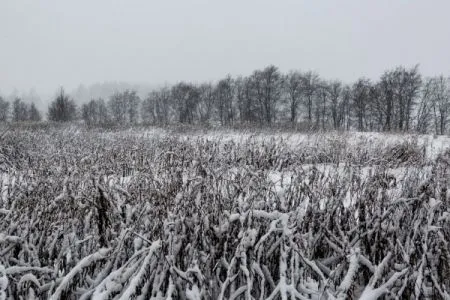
left=50, top=248, right=112, bottom=300
left=0, top=265, right=7, bottom=300
left=1, top=128, right=449, bottom=299
left=336, top=248, right=360, bottom=298
left=116, top=241, right=161, bottom=300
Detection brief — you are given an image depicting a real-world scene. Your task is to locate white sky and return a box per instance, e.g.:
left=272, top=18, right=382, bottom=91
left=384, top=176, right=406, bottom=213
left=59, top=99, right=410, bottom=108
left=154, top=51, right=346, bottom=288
left=1, top=0, right=450, bottom=96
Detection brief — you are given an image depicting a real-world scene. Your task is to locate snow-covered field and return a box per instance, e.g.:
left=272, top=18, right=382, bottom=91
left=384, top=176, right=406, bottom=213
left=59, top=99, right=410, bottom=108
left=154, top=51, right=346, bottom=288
left=0, top=127, right=449, bottom=299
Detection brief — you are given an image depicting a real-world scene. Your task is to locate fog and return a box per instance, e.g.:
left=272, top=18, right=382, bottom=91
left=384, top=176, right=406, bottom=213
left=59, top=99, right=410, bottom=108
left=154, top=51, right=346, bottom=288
left=1, top=0, right=450, bottom=105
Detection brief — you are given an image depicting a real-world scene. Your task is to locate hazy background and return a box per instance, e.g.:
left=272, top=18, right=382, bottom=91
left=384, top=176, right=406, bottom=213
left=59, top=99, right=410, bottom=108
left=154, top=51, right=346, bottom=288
left=1, top=0, right=450, bottom=106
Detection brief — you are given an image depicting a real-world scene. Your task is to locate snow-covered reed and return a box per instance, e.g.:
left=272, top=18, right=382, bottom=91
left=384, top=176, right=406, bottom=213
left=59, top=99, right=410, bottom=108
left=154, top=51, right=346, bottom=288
left=0, top=127, right=449, bottom=299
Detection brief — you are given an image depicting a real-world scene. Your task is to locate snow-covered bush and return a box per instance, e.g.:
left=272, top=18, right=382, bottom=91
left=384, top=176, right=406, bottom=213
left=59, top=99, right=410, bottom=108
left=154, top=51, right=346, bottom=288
left=0, top=126, right=449, bottom=299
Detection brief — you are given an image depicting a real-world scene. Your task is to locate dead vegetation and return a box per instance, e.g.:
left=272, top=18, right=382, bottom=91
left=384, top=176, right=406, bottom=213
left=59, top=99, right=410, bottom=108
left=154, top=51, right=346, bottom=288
left=0, top=127, right=449, bottom=299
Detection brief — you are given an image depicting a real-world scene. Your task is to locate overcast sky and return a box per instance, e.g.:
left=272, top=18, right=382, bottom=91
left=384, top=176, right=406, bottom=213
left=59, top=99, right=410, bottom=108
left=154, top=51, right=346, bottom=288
left=1, top=0, right=450, bottom=96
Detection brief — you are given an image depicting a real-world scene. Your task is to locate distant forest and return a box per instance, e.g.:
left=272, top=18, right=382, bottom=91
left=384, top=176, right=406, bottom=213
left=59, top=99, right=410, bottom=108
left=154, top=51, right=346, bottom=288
left=0, top=65, right=449, bottom=134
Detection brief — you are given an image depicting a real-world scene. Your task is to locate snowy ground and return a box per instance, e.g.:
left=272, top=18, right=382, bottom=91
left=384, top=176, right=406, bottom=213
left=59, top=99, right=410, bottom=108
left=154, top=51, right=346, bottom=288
left=0, top=127, right=449, bottom=299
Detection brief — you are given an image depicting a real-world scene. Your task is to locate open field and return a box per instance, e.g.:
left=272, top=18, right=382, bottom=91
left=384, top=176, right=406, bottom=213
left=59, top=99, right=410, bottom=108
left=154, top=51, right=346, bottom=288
left=0, top=126, right=449, bottom=299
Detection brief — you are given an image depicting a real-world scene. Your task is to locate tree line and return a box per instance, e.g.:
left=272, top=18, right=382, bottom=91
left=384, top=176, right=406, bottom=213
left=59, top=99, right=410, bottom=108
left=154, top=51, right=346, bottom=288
left=0, top=97, right=41, bottom=123
left=0, top=65, right=449, bottom=134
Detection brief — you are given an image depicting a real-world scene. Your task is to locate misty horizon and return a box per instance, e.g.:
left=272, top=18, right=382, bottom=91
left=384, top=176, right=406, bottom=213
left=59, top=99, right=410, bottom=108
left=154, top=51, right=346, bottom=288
left=2, top=0, right=450, bottom=98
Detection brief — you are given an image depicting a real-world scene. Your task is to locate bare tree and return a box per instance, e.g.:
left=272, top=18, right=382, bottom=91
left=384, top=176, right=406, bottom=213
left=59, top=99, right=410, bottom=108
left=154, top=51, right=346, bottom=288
left=82, top=100, right=97, bottom=126
left=284, top=71, right=303, bottom=125
left=141, top=93, right=156, bottom=124
left=12, top=98, right=28, bottom=122
left=142, top=87, right=171, bottom=125
left=158, top=87, right=171, bottom=124
left=260, top=65, right=282, bottom=125
left=215, top=76, right=235, bottom=126
left=124, top=90, right=140, bottom=124
left=197, top=83, right=215, bottom=125
left=403, top=65, right=422, bottom=131
left=352, top=78, right=371, bottom=131
left=243, top=66, right=282, bottom=125
left=171, top=82, right=200, bottom=124
left=341, top=85, right=352, bottom=130
left=301, top=71, right=320, bottom=127
left=97, top=98, right=109, bottom=125
left=379, top=66, right=422, bottom=132
left=48, top=88, right=77, bottom=122
left=0, top=97, right=9, bottom=122
left=379, top=71, right=395, bottom=131
left=416, top=78, right=435, bottom=134
left=108, top=93, right=127, bottom=124
left=368, top=83, right=384, bottom=132
left=82, top=98, right=109, bottom=126
left=329, top=80, right=343, bottom=130
left=28, top=102, right=42, bottom=122
left=429, top=75, right=450, bottom=135
left=236, top=76, right=259, bottom=124
left=316, top=81, right=330, bottom=130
